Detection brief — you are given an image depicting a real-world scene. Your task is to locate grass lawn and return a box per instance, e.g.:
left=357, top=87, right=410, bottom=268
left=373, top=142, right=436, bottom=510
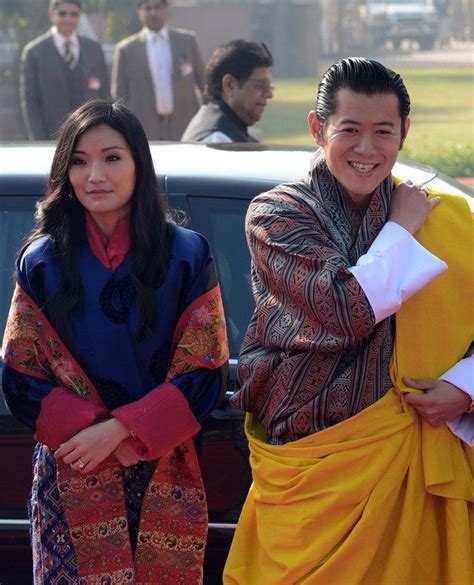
left=258, top=68, right=474, bottom=178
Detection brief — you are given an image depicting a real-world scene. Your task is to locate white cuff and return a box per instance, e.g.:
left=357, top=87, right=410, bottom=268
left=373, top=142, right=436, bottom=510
left=442, top=356, right=474, bottom=446
left=348, top=222, right=448, bottom=324
left=440, top=355, right=474, bottom=399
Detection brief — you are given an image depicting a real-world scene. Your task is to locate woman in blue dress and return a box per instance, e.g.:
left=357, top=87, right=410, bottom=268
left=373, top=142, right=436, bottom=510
left=2, top=99, right=228, bottom=584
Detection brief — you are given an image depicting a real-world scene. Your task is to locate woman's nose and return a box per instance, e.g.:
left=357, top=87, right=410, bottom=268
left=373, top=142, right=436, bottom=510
left=88, top=162, right=105, bottom=183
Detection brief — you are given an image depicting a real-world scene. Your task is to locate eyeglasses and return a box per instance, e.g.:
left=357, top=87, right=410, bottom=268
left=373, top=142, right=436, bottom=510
left=246, top=79, right=275, bottom=94
left=56, top=10, right=80, bottom=17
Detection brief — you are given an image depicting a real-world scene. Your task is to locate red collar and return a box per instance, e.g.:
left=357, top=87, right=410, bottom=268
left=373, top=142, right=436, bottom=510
left=85, top=211, right=131, bottom=271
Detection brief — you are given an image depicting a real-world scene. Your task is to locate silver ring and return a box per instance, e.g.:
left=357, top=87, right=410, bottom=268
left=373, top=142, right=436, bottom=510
left=77, top=459, right=86, bottom=469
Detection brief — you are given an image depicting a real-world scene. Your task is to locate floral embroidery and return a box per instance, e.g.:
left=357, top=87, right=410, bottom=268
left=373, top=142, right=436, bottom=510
left=168, top=285, right=228, bottom=379
left=2, top=286, right=92, bottom=398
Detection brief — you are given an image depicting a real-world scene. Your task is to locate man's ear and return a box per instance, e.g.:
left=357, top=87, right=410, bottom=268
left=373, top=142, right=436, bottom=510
left=307, top=110, right=324, bottom=146
left=222, top=74, right=236, bottom=98
left=399, top=116, right=411, bottom=150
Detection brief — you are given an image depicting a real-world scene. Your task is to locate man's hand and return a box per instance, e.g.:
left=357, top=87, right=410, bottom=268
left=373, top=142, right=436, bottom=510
left=389, top=182, right=441, bottom=235
left=403, top=376, right=471, bottom=426
left=54, top=418, right=131, bottom=474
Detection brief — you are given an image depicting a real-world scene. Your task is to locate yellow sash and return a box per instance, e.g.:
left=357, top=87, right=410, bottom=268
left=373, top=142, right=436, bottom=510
left=223, top=192, right=473, bottom=585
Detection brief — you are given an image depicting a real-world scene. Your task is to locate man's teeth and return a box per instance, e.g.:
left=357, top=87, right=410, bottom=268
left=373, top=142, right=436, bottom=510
left=349, top=162, right=377, bottom=173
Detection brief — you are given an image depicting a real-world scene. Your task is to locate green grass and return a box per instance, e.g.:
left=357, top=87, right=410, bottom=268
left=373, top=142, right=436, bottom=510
left=258, top=68, right=474, bottom=177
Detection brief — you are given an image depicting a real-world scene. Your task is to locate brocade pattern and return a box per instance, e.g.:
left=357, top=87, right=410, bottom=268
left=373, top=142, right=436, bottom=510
left=232, top=152, right=395, bottom=442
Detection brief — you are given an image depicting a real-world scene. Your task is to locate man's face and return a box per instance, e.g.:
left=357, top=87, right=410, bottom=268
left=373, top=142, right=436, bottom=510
left=225, top=67, right=274, bottom=127
left=138, top=0, right=167, bottom=32
left=49, top=2, right=81, bottom=38
left=308, top=88, right=409, bottom=208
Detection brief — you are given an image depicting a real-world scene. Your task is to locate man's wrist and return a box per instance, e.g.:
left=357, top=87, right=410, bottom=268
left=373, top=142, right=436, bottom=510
left=465, top=396, right=474, bottom=413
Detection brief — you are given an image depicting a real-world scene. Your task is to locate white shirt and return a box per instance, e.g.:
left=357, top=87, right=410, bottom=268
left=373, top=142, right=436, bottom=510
left=201, top=131, right=233, bottom=144
left=51, top=26, right=80, bottom=63
left=145, top=26, right=174, bottom=116
left=348, top=221, right=473, bottom=445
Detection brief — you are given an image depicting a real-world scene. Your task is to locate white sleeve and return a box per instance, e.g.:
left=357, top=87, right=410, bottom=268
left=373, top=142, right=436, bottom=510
left=200, top=131, right=233, bottom=144
left=348, top=221, right=448, bottom=324
left=442, top=355, right=474, bottom=446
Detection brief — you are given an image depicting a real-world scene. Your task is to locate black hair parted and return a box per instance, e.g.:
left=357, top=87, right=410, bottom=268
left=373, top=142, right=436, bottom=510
left=205, top=39, right=273, bottom=101
left=316, top=57, right=411, bottom=141
left=25, top=99, right=172, bottom=340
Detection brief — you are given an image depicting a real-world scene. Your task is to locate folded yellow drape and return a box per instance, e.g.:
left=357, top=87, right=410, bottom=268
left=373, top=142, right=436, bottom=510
left=223, top=192, right=473, bottom=585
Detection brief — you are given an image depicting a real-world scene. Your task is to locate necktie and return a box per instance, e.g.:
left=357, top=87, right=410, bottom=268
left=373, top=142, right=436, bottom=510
left=152, top=35, right=173, bottom=115
left=63, top=40, right=76, bottom=70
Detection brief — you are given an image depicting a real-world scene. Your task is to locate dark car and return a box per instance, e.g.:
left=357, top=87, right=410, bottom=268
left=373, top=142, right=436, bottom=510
left=0, top=142, right=472, bottom=584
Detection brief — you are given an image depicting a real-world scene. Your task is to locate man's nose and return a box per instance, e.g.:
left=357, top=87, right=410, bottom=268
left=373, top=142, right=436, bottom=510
left=354, top=133, right=377, bottom=155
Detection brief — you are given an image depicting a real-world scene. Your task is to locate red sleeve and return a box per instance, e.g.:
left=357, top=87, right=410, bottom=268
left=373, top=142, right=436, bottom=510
left=35, top=387, right=110, bottom=449
left=111, top=382, right=200, bottom=460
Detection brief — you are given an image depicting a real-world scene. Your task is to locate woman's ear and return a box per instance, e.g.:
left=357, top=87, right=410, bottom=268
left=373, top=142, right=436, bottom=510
left=307, top=110, right=324, bottom=146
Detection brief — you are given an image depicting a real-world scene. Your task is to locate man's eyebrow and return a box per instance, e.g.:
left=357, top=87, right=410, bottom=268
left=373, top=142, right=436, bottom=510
left=72, top=145, right=126, bottom=154
left=338, top=118, right=396, bottom=127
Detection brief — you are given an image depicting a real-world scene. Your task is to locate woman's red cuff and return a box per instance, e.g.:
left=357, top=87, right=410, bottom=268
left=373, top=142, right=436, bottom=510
left=111, top=382, right=200, bottom=460
left=35, top=387, right=110, bottom=449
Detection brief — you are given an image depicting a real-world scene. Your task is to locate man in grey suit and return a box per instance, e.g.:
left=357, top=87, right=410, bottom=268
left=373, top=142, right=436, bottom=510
left=112, top=0, right=205, bottom=141
left=20, top=0, right=109, bottom=140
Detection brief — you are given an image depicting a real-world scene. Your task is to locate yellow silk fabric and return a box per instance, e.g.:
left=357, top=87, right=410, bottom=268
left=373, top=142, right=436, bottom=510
left=223, top=192, right=473, bottom=585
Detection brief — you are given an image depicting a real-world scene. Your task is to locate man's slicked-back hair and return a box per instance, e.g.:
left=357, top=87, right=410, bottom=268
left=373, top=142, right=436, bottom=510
left=205, top=39, right=273, bottom=101
left=316, top=57, right=411, bottom=141
left=49, top=0, right=81, bottom=10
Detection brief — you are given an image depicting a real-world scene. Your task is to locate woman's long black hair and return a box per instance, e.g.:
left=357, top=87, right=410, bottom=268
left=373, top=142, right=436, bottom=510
left=25, top=99, right=172, bottom=339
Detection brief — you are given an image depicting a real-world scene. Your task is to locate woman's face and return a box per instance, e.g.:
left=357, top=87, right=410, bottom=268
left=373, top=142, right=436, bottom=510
left=308, top=89, right=410, bottom=207
left=68, top=124, right=136, bottom=227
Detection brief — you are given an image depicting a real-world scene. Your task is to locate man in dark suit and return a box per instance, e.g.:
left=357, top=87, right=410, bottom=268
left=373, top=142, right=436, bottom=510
left=20, top=0, right=109, bottom=140
left=112, top=0, right=205, bottom=141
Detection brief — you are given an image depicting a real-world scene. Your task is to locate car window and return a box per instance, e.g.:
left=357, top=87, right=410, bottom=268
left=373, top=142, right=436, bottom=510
left=0, top=196, right=37, bottom=415
left=188, top=197, right=254, bottom=358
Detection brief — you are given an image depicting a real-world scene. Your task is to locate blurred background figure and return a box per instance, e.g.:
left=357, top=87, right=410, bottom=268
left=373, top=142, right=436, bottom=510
left=181, top=39, right=274, bottom=143
left=434, top=0, right=453, bottom=46
left=112, top=0, right=205, bottom=141
left=20, top=0, right=109, bottom=140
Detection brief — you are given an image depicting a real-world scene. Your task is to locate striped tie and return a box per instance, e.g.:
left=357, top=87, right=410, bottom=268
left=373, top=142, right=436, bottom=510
left=63, top=40, right=76, bottom=70
left=152, top=35, right=173, bottom=115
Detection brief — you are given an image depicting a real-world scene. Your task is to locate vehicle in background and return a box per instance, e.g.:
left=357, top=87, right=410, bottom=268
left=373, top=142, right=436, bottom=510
left=0, top=142, right=471, bottom=584
left=360, top=0, right=440, bottom=50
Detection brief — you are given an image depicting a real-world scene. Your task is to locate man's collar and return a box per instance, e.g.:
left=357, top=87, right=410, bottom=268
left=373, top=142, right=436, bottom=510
left=51, top=26, right=78, bottom=46
left=144, top=25, right=169, bottom=42
left=215, top=99, right=249, bottom=134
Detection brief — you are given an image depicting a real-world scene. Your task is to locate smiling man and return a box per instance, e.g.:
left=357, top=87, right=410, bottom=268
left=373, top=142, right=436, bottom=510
left=224, top=58, right=473, bottom=585
left=181, top=40, right=274, bottom=143
left=20, top=0, right=109, bottom=140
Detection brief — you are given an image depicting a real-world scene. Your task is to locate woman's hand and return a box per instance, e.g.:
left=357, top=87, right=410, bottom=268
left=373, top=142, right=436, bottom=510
left=114, top=438, right=142, bottom=468
left=404, top=377, right=471, bottom=426
left=54, top=418, right=131, bottom=474
left=389, top=182, right=441, bottom=235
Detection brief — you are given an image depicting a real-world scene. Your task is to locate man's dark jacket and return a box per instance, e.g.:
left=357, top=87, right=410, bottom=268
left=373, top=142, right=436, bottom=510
left=181, top=100, right=258, bottom=142
left=20, top=32, right=109, bottom=140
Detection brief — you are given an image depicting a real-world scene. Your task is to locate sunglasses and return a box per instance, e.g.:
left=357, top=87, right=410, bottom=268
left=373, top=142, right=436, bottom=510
left=56, top=10, right=80, bottom=17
